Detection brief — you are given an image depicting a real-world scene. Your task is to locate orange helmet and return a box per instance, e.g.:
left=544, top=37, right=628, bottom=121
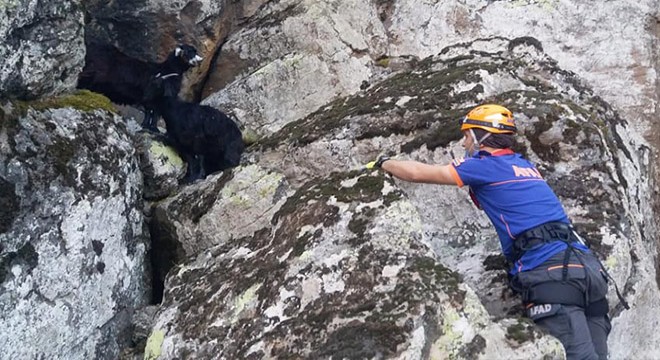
left=459, top=104, right=516, bottom=134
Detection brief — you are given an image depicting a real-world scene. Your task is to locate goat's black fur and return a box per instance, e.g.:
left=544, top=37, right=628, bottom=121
left=144, top=76, right=244, bottom=182
left=77, top=43, right=202, bottom=132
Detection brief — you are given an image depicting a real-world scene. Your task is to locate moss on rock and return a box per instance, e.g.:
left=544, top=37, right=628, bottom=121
left=14, top=90, right=117, bottom=114
left=256, top=57, right=507, bottom=152
left=412, top=257, right=464, bottom=304
left=506, top=318, right=538, bottom=344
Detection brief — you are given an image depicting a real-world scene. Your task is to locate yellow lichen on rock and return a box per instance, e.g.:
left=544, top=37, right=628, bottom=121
left=149, top=141, right=184, bottom=168
left=143, top=329, right=165, bottom=360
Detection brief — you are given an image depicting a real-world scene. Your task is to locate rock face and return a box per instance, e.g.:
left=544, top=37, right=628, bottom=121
left=0, top=100, right=149, bottom=359
left=148, top=165, right=291, bottom=302
left=203, top=0, right=390, bottom=135
left=0, top=0, right=86, bottom=99
left=82, top=0, right=225, bottom=59
left=146, top=171, right=564, bottom=359
left=134, top=133, right=187, bottom=201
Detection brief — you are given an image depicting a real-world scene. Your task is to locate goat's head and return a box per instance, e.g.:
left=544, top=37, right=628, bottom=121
left=175, top=44, right=203, bottom=67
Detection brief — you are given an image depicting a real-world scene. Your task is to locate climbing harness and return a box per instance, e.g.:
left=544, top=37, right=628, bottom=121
left=514, top=222, right=630, bottom=312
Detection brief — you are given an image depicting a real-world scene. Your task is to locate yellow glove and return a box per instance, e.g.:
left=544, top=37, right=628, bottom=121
left=364, top=156, right=390, bottom=170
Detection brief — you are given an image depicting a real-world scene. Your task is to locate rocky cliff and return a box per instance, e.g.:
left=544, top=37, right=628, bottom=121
left=1, top=0, right=658, bottom=359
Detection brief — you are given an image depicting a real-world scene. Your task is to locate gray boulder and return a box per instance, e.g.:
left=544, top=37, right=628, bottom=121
left=0, top=0, right=85, bottom=99
left=0, top=98, right=149, bottom=359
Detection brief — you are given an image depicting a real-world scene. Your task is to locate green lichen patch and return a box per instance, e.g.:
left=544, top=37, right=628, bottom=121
left=14, top=90, right=117, bottom=114
left=410, top=257, right=464, bottom=305
left=144, top=329, right=165, bottom=360
left=256, top=59, right=506, bottom=151
left=505, top=318, right=539, bottom=345
left=457, top=334, right=487, bottom=359
left=483, top=254, right=508, bottom=271
left=375, top=56, right=391, bottom=68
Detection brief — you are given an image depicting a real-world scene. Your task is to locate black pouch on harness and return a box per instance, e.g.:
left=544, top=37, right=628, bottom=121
left=524, top=281, right=585, bottom=308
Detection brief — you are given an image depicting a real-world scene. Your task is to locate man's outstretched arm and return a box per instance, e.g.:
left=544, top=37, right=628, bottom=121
left=380, top=159, right=459, bottom=185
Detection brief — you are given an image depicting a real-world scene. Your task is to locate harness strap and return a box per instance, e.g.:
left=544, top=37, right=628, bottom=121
left=513, top=221, right=576, bottom=262
left=561, top=247, right=571, bottom=281
left=598, top=259, right=630, bottom=310
left=525, top=281, right=585, bottom=307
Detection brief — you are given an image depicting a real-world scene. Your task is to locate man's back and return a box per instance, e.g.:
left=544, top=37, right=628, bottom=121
left=451, top=149, right=573, bottom=273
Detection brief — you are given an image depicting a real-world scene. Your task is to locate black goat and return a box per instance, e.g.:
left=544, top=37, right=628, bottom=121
left=144, top=76, right=245, bottom=182
left=77, top=43, right=203, bottom=132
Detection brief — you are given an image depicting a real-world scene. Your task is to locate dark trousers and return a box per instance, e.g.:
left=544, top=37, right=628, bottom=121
left=511, top=250, right=611, bottom=360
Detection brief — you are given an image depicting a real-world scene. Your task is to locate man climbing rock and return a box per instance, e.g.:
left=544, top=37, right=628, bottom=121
left=367, top=104, right=623, bottom=360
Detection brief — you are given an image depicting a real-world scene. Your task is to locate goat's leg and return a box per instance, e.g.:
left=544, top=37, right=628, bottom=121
left=141, top=107, right=161, bottom=133
left=198, top=155, right=207, bottom=180
left=182, top=153, right=198, bottom=184
left=183, top=154, right=205, bottom=184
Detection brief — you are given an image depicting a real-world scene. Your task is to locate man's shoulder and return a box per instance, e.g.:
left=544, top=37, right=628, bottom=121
left=451, top=157, right=468, bottom=167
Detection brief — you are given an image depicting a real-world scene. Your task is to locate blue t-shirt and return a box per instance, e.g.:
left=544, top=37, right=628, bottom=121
left=449, top=149, right=586, bottom=274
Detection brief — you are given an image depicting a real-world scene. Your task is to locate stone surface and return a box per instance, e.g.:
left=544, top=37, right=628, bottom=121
left=148, top=165, right=291, bottom=302
left=134, top=133, right=186, bottom=201
left=0, top=101, right=149, bottom=359
left=81, top=0, right=244, bottom=100
left=146, top=171, right=564, bottom=359
left=0, top=0, right=86, bottom=99
left=203, top=0, right=389, bottom=135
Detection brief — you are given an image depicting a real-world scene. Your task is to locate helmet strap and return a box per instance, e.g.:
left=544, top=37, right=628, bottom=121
left=465, top=129, right=492, bottom=157
left=466, top=129, right=478, bottom=156
left=476, top=131, right=491, bottom=147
